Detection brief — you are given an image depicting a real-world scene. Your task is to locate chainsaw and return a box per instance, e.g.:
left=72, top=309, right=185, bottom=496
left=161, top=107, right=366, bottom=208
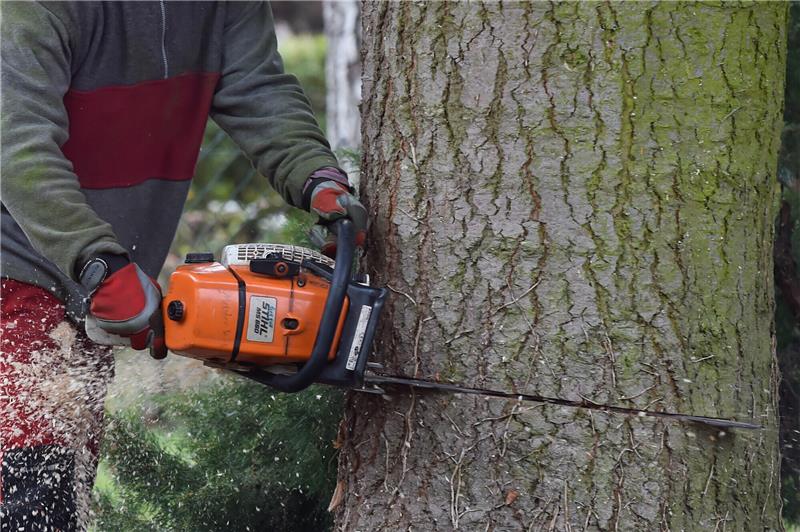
left=86, top=220, right=760, bottom=430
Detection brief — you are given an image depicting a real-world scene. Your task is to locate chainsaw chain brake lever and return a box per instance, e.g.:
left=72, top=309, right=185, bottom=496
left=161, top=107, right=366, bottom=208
left=248, top=219, right=355, bottom=393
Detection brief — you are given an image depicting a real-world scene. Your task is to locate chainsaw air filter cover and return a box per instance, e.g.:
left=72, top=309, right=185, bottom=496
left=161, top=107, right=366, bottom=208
left=221, top=243, right=335, bottom=269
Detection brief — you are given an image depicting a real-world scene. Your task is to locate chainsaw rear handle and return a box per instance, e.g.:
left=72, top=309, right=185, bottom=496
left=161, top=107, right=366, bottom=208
left=254, top=219, right=355, bottom=393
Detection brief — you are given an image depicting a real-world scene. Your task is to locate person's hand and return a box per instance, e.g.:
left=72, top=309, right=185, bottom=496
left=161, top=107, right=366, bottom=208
left=82, top=260, right=162, bottom=351
left=304, top=169, right=367, bottom=256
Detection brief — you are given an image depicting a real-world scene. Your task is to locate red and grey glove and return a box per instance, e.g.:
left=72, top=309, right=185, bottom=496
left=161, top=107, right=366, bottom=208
left=303, top=167, right=367, bottom=256
left=79, top=255, right=163, bottom=353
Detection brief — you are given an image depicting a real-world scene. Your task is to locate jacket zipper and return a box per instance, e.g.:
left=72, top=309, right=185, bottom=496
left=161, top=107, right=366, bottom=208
left=159, top=0, right=169, bottom=78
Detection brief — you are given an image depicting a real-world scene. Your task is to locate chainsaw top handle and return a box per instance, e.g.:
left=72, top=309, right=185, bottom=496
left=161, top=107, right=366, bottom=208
left=255, top=219, right=354, bottom=393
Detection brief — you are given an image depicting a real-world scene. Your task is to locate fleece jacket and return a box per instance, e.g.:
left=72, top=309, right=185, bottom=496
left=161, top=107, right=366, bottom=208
left=1, top=1, right=342, bottom=321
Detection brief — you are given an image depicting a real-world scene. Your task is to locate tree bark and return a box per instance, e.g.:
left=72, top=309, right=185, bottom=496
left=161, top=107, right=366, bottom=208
left=324, top=0, right=362, bottom=185
left=336, top=2, right=788, bottom=530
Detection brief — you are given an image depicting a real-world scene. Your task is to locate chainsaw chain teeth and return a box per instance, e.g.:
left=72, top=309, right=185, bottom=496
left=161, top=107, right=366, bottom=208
left=221, top=243, right=336, bottom=269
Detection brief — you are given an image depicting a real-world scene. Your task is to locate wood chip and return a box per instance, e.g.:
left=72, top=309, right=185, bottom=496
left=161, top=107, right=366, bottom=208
left=505, top=489, right=519, bottom=506
left=327, top=480, right=346, bottom=512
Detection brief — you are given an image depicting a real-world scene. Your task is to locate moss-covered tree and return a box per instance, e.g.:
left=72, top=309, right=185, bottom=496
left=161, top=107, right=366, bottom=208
left=335, top=2, right=788, bottom=529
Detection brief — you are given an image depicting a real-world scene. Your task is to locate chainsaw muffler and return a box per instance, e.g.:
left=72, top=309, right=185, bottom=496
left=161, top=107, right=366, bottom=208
left=162, top=220, right=387, bottom=392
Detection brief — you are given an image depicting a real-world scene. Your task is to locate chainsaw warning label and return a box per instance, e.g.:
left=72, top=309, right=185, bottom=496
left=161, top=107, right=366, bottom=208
left=346, top=305, right=372, bottom=371
left=247, top=296, right=277, bottom=343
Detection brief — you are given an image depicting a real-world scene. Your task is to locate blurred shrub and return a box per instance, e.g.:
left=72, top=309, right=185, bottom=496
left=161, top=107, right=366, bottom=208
left=93, top=380, right=342, bottom=532
left=778, top=1, right=800, bottom=524
left=779, top=3, right=800, bottom=193
left=280, top=34, right=327, bottom=127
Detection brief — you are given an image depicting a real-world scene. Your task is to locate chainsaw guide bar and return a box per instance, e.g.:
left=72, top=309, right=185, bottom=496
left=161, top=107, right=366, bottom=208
left=361, top=373, right=762, bottom=431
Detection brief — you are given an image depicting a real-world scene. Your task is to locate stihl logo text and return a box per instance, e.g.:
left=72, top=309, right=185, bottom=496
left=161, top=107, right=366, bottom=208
left=246, top=296, right=277, bottom=343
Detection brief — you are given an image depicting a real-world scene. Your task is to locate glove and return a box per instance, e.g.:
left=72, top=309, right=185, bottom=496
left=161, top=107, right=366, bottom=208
left=304, top=168, right=367, bottom=256
left=80, top=257, right=163, bottom=353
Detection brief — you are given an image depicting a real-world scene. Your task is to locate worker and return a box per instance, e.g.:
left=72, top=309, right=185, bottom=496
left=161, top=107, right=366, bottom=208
left=0, top=2, right=366, bottom=529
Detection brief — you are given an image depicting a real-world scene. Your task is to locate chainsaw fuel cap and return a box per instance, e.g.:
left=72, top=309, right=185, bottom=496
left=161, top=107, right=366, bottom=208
left=167, top=300, right=185, bottom=321
left=185, top=252, right=214, bottom=263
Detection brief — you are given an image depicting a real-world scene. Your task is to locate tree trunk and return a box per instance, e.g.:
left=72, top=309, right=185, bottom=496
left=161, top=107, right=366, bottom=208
left=324, top=0, right=362, bottom=186
left=336, top=2, right=788, bottom=530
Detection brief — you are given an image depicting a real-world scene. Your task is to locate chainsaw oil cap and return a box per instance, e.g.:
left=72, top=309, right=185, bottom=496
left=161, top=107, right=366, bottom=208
left=185, top=252, right=214, bottom=263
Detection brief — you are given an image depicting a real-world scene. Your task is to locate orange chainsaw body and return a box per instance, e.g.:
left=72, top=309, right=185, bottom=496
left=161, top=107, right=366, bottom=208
left=163, top=261, right=348, bottom=366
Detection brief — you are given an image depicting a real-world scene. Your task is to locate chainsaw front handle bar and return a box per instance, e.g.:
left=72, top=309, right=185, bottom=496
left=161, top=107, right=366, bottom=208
left=254, top=219, right=355, bottom=393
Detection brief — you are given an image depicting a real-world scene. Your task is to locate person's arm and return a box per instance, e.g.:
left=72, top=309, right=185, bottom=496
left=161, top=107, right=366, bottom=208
left=1, top=2, right=128, bottom=281
left=210, top=1, right=346, bottom=208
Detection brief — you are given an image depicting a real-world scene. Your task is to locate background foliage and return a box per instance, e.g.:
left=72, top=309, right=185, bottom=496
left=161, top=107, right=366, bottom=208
left=778, top=2, right=800, bottom=523
left=93, top=384, right=341, bottom=531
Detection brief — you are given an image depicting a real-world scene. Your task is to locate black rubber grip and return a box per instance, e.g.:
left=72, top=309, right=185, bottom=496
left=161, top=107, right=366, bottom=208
left=228, top=267, right=247, bottom=362
left=255, top=219, right=354, bottom=392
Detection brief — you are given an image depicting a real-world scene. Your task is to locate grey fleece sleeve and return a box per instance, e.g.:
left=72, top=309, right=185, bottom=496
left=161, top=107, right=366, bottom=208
left=210, top=1, right=343, bottom=208
left=1, top=2, right=127, bottom=281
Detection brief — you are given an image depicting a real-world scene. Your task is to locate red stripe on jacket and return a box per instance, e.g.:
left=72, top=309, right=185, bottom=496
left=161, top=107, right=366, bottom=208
left=61, top=72, right=220, bottom=189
